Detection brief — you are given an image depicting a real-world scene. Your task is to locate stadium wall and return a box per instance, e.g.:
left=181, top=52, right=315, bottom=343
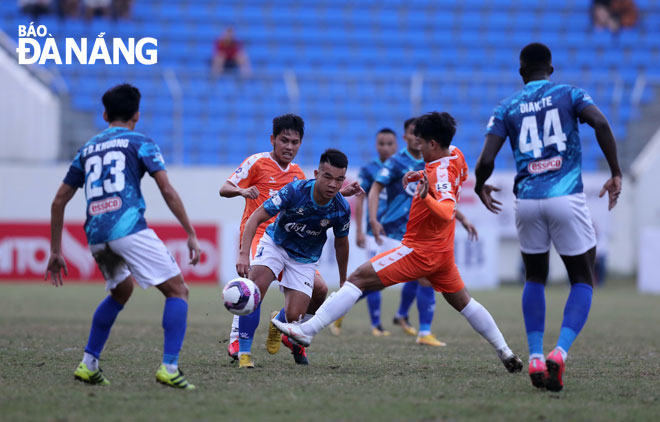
left=0, top=164, right=633, bottom=287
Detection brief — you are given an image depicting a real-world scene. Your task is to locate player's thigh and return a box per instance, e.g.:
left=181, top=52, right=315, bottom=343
left=89, top=242, right=133, bottom=292
left=521, top=251, right=550, bottom=283
left=515, top=198, right=551, bottom=254
left=426, top=251, right=466, bottom=295
left=560, top=246, right=596, bottom=286
left=107, top=228, right=181, bottom=289
left=545, top=193, right=597, bottom=256
left=279, top=259, right=317, bottom=298
left=370, top=246, right=431, bottom=290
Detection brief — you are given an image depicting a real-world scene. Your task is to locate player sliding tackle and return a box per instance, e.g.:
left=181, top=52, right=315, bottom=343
left=273, top=112, right=524, bottom=373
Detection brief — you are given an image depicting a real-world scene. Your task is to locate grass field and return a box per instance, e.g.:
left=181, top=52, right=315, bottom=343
left=1, top=280, right=659, bottom=422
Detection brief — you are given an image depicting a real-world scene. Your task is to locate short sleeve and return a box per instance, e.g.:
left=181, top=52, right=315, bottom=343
left=485, top=103, right=508, bottom=139
left=333, top=203, right=351, bottom=238
left=138, top=139, right=166, bottom=175
left=63, top=150, right=85, bottom=188
left=374, top=159, right=396, bottom=186
left=263, top=182, right=293, bottom=217
left=571, top=87, right=595, bottom=114
left=227, top=155, right=259, bottom=188
left=357, top=165, right=373, bottom=192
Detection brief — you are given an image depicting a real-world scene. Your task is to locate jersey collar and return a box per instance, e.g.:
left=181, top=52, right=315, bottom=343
left=428, top=147, right=457, bottom=168
left=402, top=148, right=424, bottom=163
left=268, top=152, right=292, bottom=172
left=525, top=80, right=550, bottom=87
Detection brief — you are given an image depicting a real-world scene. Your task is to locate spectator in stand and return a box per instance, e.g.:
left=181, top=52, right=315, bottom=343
left=57, top=0, right=79, bottom=19
left=592, top=0, right=638, bottom=32
left=112, top=0, right=133, bottom=19
left=84, top=0, right=111, bottom=20
left=212, top=28, right=252, bottom=78
left=19, top=0, right=51, bottom=19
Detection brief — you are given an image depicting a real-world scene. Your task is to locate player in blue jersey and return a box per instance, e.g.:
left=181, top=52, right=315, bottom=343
left=475, top=43, right=622, bottom=391
left=45, top=84, right=201, bottom=390
left=331, top=128, right=398, bottom=337
left=368, top=118, right=445, bottom=346
left=235, top=149, right=353, bottom=367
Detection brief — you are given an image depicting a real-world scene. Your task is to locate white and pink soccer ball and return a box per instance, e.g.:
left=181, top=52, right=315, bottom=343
left=222, top=277, right=260, bottom=316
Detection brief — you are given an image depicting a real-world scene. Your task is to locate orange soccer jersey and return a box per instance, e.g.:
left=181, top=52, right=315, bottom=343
left=371, top=146, right=469, bottom=293
left=227, top=152, right=306, bottom=254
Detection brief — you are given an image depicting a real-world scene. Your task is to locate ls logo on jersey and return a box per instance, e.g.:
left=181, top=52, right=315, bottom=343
left=528, top=156, right=563, bottom=174
left=271, top=194, right=283, bottom=206
left=436, top=182, right=452, bottom=192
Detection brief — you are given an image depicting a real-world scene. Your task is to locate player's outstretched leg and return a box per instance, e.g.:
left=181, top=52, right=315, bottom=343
left=415, top=284, right=444, bottom=346
left=75, top=277, right=132, bottom=385
left=393, top=281, right=418, bottom=336
left=445, top=289, right=523, bottom=373
left=155, top=276, right=195, bottom=389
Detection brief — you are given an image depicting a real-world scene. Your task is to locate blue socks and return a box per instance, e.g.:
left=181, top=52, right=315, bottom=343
left=416, top=286, right=435, bottom=334
left=557, top=283, right=593, bottom=354
left=238, top=301, right=261, bottom=354
left=275, top=308, right=287, bottom=323
left=522, top=281, right=546, bottom=358
left=365, top=290, right=382, bottom=327
left=162, top=297, right=188, bottom=367
left=85, top=296, right=124, bottom=359
left=396, top=280, right=418, bottom=319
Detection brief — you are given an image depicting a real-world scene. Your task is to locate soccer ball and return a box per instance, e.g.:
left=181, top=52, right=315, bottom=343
left=222, top=277, right=260, bottom=316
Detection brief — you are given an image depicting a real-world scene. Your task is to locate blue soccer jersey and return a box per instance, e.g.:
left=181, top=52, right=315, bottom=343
left=63, top=127, right=166, bottom=245
left=486, top=80, right=595, bottom=199
left=263, top=179, right=351, bottom=264
left=357, top=158, right=388, bottom=236
left=373, top=148, right=425, bottom=240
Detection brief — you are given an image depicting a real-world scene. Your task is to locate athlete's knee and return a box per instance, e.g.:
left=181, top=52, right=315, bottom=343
left=157, top=274, right=189, bottom=300
left=110, top=276, right=134, bottom=305
left=312, top=277, right=328, bottom=300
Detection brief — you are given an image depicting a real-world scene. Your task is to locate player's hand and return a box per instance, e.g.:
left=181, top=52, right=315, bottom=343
left=236, top=253, right=250, bottom=278
left=462, top=221, right=479, bottom=241
left=44, top=253, right=68, bottom=287
left=599, top=175, right=622, bottom=211
left=187, top=235, right=202, bottom=265
left=340, top=181, right=365, bottom=197
left=402, top=170, right=423, bottom=189
left=371, top=220, right=386, bottom=245
left=415, top=172, right=429, bottom=199
left=240, top=186, right=259, bottom=199
left=356, top=231, right=366, bottom=249
left=475, top=184, right=502, bottom=214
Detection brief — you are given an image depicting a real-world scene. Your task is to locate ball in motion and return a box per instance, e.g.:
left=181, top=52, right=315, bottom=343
left=222, top=277, right=260, bottom=316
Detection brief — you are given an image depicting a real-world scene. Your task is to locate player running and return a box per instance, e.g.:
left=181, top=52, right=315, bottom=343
left=236, top=149, right=353, bottom=367
left=331, top=128, right=398, bottom=337
left=272, top=112, right=523, bottom=374
left=45, top=84, right=201, bottom=389
left=474, top=43, right=622, bottom=391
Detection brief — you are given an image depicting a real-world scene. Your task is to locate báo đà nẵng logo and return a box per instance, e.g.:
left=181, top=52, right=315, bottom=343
left=16, top=22, right=157, bottom=65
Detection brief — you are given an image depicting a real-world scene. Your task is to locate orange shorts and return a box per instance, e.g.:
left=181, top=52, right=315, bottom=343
left=370, top=245, right=464, bottom=293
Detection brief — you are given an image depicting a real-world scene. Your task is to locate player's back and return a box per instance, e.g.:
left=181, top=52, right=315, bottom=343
left=375, top=149, right=425, bottom=240
left=227, top=152, right=306, bottom=240
left=403, top=146, right=468, bottom=252
left=487, top=80, right=595, bottom=199
left=63, top=127, right=166, bottom=244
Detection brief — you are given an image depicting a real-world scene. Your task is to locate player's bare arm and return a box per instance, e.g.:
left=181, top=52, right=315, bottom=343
left=353, top=188, right=367, bottom=248
left=153, top=170, right=201, bottom=265
left=334, top=235, right=350, bottom=287
left=45, top=183, right=77, bottom=286
left=455, top=210, right=478, bottom=241
left=236, top=204, right=271, bottom=277
left=367, top=181, right=387, bottom=244
left=474, top=133, right=507, bottom=213
left=579, top=105, right=623, bottom=210
left=219, top=180, right=259, bottom=199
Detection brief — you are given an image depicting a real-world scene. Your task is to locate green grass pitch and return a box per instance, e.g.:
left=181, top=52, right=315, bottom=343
left=1, top=280, right=658, bottom=422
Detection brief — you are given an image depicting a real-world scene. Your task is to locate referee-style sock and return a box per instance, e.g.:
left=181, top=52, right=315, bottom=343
left=84, top=295, right=124, bottom=367
left=556, top=283, right=593, bottom=359
left=162, top=297, right=188, bottom=372
left=365, top=290, right=382, bottom=328
left=460, top=298, right=508, bottom=352
left=522, top=281, right=546, bottom=359
left=396, top=280, right=418, bottom=319
left=301, top=282, right=363, bottom=336
left=417, top=285, right=436, bottom=335
left=238, top=301, right=261, bottom=356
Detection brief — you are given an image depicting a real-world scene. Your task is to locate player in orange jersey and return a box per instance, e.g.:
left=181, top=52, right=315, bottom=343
left=272, top=112, right=523, bottom=373
left=219, top=114, right=362, bottom=367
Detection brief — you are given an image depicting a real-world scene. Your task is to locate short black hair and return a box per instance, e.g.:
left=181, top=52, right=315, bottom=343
left=413, top=111, right=457, bottom=148
left=319, top=148, right=348, bottom=169
left=273, top=114, right=305, bottom=140
left=377, top=128, right=396, bottom=137
left=404, top=117, right=417, bottom=131
left=102, top=84, right=141, bottom=122
left=520, top=43, right=552, bottom=73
